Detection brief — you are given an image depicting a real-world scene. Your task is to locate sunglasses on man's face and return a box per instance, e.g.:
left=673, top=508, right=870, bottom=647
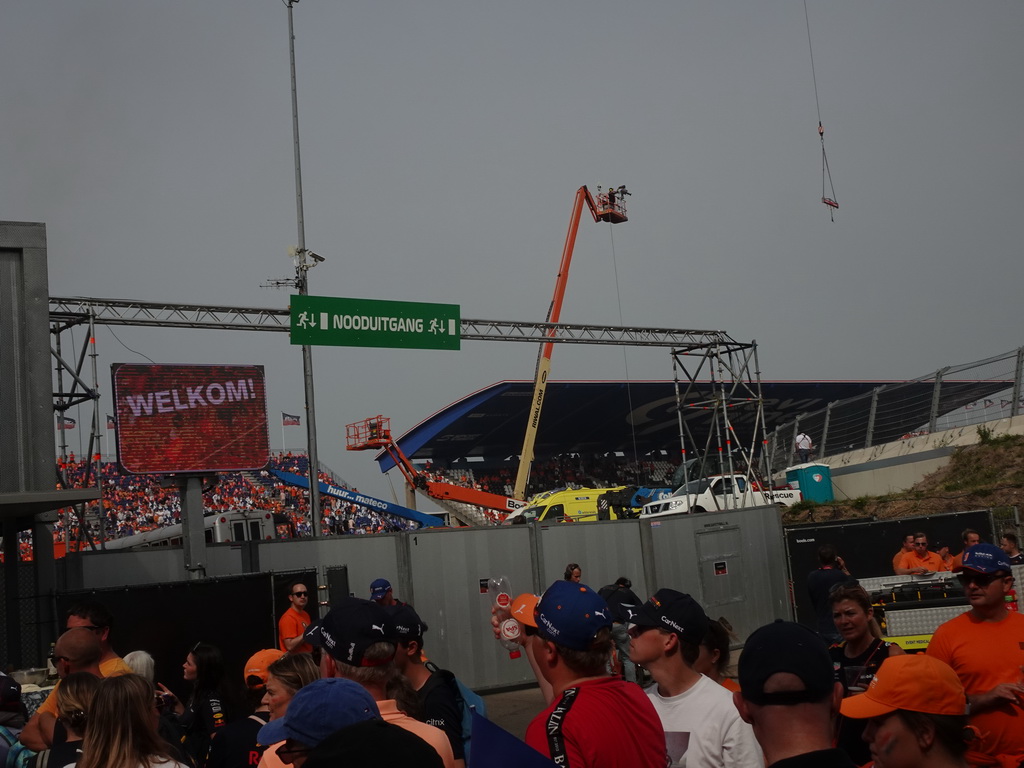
left=957, top=572, right=1005, bottom=589
left=291, top=591, right=308, bottom=597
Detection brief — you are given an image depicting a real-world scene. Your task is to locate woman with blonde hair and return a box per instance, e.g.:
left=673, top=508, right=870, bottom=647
left=77, top=674, right=188, bottom=768
left=257, top=653, right=320, bottom=768
left=31, top=672, right=100, bottom=768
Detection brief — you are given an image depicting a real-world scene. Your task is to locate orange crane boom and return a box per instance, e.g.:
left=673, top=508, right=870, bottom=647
left=512, top=185, right=629, bottom=499
left=346, top=416, right=525, bottom=517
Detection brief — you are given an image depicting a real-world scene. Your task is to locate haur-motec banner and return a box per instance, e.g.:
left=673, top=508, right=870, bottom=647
left=111, top=363, right=270, bottom=474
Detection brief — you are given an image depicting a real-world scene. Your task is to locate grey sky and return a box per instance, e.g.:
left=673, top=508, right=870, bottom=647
left=3, top=2, right=1022, bottom=504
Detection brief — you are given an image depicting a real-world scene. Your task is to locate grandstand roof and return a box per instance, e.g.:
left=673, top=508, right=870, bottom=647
left=376, top=379, right=1007, bottom=472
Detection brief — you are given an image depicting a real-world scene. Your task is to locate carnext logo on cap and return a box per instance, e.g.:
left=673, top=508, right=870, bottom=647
left=538, top=613, right=560, bottom=638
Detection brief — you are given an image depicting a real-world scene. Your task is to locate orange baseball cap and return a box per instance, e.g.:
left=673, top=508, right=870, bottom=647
left=509, top=593, right=540, bottom=627
left=244, top=649, right=286, bottom=687
left=839, top=654, right=967, bottom=719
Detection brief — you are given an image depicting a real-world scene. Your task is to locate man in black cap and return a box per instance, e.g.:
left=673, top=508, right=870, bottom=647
left=627, top=588, right=761, bottom=768
left=390, top=604, right=466, bottom=768
left=733, top=620, right=852, bottom=767
left=309, top=597, right=455, bottom=768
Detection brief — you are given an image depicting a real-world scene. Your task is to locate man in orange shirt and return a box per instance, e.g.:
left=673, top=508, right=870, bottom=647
left=927, top=543, right=1024, bottom=766
left=19, top=600, right=133, bottom=750
left=891, top=533, right=915, bottom=573
left=278, top=579, right=314, bottom=653
left=894, top=532, right=950, bottom=575
left=949, top=528, right=982, bottom=572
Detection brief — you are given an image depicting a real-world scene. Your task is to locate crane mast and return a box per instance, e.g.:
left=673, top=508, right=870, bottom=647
left=512, top=185, right=629, bottom=500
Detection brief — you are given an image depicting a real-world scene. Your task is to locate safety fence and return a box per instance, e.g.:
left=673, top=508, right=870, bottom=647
left=766, top=347, right=1024, bottom=473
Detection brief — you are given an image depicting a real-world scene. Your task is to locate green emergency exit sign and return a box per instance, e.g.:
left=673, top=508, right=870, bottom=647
left=290, top=295, right=461, bottom=350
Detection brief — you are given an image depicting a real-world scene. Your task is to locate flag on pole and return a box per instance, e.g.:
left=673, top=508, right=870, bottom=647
left=283, top=412, right=301, bottom=426
left=106, top=414, right=117, bottom=429
left=57, top=415, right=76, bottom=430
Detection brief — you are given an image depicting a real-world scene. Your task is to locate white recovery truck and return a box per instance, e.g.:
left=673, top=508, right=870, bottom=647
left=640, top=473, right=801, bottom=518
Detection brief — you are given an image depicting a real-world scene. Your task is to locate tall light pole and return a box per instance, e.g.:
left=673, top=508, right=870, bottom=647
left=265, top=0, right=322, bottom=536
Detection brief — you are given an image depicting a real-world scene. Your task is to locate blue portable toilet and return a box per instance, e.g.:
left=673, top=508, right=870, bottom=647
left=785, top=463, right=834, bottom=503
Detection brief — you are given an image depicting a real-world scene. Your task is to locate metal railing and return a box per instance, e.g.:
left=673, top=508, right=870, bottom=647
left=766, top=347, right=1024, bottom=473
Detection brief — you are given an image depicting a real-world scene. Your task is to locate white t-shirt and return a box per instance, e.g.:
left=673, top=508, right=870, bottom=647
left=645, top=675, right=763, bottom=768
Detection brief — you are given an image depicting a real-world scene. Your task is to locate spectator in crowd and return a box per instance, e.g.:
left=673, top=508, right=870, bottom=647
left=31, top=672, right=100, bottom=768
left=598, top=577, right=642, bottom=683
left=20, top=626, right=104, bottom=750
left=827, top=583, right=904, bottom=764
left=563, top=563, right=582, bottom=582
left=0, top=672, right=25, bottom=765
left=369, top=579, right=405, bottom=607
left=312, top=598, right=455, bottom=768
left=388, top=605, right=466, bottom=768
left=123, top=650, right=155, bottom=683
left=999, top=531, right=1023, bottom=565
left=894, top=532, right=950, bottom=575
left=257, top=679, right=380, bottom=768
left=77, top=674, right=189, bottom=768
left=733, top=620, right=853, bottom=768
left=278, top=580, right=314, bottom=654
left=257, top=652, right=320, bottom=768
left=839, top=654, right=971, bottom=768
left=926, top=542, right=1024, bottom=765
left=892, top=534, right=915, bottom=573
left=304, top=719, right=443, bottom=768
left=806, top=545, right=850, bottom=644
left=694, top=619, right=740, bottom=693
left=949, top=529, right=982, bottom=572
left=160, top=642, right=240, bottom=767
left=516, top=581, right=669, bottom=767
left=206, top=649, right=284, bottom=768
left=627, top=589, right=762, bottom=768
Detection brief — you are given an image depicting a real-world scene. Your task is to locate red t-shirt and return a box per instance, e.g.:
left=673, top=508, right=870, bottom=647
left=277, top=607, right=312, bottom=653
left=927, top=610, right=1024, bottom=764
left=526, top=676, right=668, bottom=767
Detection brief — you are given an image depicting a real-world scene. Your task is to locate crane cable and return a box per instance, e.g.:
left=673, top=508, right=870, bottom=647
left=804, top=0, right=838, bottom=221
left=607, top=219, right=642, bottom=477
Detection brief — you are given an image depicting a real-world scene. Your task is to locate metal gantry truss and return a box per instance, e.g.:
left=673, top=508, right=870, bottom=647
left=669, top=340, right=772, bottom=495
left=49, top=296, right=734, bottom=348
left=48, top=296, right=762, bottom=530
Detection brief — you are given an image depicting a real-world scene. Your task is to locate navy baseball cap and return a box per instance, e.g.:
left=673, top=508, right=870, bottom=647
left=386, top=604, right=428, bottom=640
left=258, top=677, right=379, bottom=747
left=307, top=597, right=397, bottom=666
left=629, top=589, right=709, bottom=644
left=370, top=578, right=392, bottom=600
left=532, top=581, right=613, bottom=651
left=962, top=543, right=1012, bottom=574
left=738, top=620, right=835, bottom=705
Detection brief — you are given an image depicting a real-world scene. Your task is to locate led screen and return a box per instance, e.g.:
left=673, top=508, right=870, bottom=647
left=111, top=363, right=270, bottom=474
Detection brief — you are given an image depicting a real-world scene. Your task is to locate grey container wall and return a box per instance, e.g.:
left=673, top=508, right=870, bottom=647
left=65, top=509, right=792, bottom=691
left=647, top=505, right=792, bottom=642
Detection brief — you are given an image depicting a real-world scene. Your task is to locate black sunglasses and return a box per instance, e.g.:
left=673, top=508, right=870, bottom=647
left=957, top=572, right=1005, bottom=588
left=291, top=591, right=308, bottom=597
left=50, top=654, right=71, bottom=666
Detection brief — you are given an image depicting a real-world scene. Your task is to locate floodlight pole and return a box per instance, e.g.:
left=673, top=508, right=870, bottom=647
left=287, top=0, right=322, bottom=538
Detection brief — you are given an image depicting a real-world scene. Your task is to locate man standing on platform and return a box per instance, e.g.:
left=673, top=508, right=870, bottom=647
left=279, top=579, right=314, bottom=654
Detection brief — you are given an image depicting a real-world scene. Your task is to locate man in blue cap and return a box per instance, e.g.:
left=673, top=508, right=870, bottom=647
left=926, top=542, right=1024, bottom=766
left=516, top=580, right=668, bottom=767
